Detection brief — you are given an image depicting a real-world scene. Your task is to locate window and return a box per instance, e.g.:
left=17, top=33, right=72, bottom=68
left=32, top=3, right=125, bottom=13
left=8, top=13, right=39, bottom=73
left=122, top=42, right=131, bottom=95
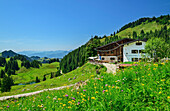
left=139, top=50, right=145, bottom=53
left=126, top=53, right=128, bottom=54
left=110, top=58, right=115, bottom=60
left=111, top=51, right=114, bottom=54
left=131, top=50, right=138, bottom=53
left=102, top=58, right=105, bottom=60
left=132, top=58, right=138, bottom=62
left=136, top=42, right=142, bottom=45
left=107, top=51, right=109, bottom=54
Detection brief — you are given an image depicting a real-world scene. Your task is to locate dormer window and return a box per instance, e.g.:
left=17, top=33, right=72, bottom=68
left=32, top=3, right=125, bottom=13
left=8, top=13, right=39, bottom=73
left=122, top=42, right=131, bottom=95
left=136, top=42, right=142, bottom=45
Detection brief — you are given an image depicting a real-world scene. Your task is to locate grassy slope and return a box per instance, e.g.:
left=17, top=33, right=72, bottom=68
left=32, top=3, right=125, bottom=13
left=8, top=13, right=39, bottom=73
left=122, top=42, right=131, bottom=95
left=100, top=21, right=170, bottom=42
left=12, top=62, right=59, bottom=84
left=0, top=61, right=169, bottom=110
left=0, top=63, right=105, bottom=97
left=117, top=21, right=170, bottom=37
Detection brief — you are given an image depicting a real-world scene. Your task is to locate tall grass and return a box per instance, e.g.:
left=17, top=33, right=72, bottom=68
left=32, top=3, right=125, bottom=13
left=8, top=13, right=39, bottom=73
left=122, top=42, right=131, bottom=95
left=0, top=61, right=169, bottom=110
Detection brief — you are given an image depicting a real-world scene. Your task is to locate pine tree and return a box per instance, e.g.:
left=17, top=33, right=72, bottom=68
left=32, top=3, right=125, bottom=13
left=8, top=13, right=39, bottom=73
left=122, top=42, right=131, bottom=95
left=55, top=70, right=61, bottom=77
left=43, top=75, right=46, bottom=81
left=14, top=60, right=19, bottom=70
left=140, top=30, right=145, bottom=39
left=0, top=70, right=5, bottom=78
left=50, top=73, right=54, bottom=79
left=7, top=69, right=12, bottom=76
left=1, top=74, right=14, bottom=92
left=35, top=76, right=40, bottom=83
left=133, top=31, right=137, bottom=39
left=5, top=63, right=8, bottom=72
left=56, top=58, right=60, bottom=62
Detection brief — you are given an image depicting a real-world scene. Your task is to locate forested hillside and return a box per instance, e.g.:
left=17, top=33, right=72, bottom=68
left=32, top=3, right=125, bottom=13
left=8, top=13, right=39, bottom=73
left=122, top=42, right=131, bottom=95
left=60, top=15, right=170, bottom=73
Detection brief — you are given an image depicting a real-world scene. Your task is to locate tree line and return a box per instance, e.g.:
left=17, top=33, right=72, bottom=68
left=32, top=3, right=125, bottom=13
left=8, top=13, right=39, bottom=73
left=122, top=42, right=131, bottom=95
left=60, top=37, right=101, bottom=73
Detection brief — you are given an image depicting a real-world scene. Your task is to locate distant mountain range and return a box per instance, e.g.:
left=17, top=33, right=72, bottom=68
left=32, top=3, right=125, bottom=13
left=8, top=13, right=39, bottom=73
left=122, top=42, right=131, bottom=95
left=18, top=50, right=71, bottom=58
left=0, top=50, right=32, bottom=61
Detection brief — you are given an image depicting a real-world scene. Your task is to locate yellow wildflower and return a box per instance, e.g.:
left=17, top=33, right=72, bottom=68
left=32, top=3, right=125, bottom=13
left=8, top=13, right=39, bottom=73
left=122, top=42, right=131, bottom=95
left=91, top=75, right=94, bottom=77
left=106, top=90, right=108, bottom=92
left=161, top=79, right=165, bottom=81
left=91, top=97, right=95, bottom=100
left=77, top=92, right=79, bottom=94
left=112, top=86, right=115, bottom=88
left=135, top=78, right=137, bottom=80
left=161, top=62, right=165, bottom=65
left=68, top=106, right=71, bottom=109
left=142, top=76, right=144, bottom=78
left=83, top=95, right=85, bottom=97
left=159, top=91, right=162, bottom=94
left=141, top=84, right=144, bottom=86
left=154, top=64, right=158, bottom=67
left=68, top=101, right=72, bottom=104
left=108, top=85, right=111, bottom=88
left=58, top=98, right=62, bottom=101
left=167, top=96, right=170, bottom=99
left=101, top=79, right=103, bottom=81
left=60, top=103, right=63, bottom=104
left=94, top=87, right=96, bottom=89
left=95, top=91, right=98, bottom=94
left=148, top=74, right=150, bottom=76
left=63, top=104, right=66, bottom=107
left=160, top=87, right=162, bottom=90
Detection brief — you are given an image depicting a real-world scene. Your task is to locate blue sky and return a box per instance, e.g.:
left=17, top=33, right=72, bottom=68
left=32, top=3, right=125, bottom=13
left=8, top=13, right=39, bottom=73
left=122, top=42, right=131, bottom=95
left=0, top=0, right=170, bottom=52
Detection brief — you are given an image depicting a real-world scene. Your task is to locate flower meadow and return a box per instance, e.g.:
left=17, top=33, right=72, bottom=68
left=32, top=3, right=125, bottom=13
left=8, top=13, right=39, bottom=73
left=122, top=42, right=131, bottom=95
left=0, top=61, right=169, bottom=110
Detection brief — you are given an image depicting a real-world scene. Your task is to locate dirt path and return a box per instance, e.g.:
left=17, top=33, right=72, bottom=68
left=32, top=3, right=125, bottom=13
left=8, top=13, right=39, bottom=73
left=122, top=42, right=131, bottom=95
left=102, top=63, right=117, bottom=74
left=0, top=83, right=78, bottom=101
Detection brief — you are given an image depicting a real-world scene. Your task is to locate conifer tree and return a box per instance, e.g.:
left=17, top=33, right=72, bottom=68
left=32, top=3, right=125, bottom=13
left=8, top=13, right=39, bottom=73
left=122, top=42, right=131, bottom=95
left=35, top=76, right=40, bottom=83
left=43, top=75, right=46, bottom=81
left=1, top=74, right=14, bottom=92
left=133, top=31, right=137, bottom=39
left=0, top=70, right=5, bottom=78
left=50, top=73, right=54, bottom=79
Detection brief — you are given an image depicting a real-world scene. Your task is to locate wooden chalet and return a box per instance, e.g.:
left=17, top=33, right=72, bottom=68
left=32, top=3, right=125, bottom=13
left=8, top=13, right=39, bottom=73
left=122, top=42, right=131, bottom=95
left=94, top=38, right=147, bottom=63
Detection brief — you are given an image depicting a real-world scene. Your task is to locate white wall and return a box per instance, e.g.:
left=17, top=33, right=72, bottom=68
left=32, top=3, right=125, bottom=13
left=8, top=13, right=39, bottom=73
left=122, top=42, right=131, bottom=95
left=123, top=41, right=146, bottom=62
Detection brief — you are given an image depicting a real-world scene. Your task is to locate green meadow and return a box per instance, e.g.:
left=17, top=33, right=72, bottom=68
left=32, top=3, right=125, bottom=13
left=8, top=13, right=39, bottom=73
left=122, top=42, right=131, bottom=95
left=13, top=62, right=59, bottom=84
left=0, top=63, right=105, bottom=97
left=0, top=61, right=169, bottom=110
